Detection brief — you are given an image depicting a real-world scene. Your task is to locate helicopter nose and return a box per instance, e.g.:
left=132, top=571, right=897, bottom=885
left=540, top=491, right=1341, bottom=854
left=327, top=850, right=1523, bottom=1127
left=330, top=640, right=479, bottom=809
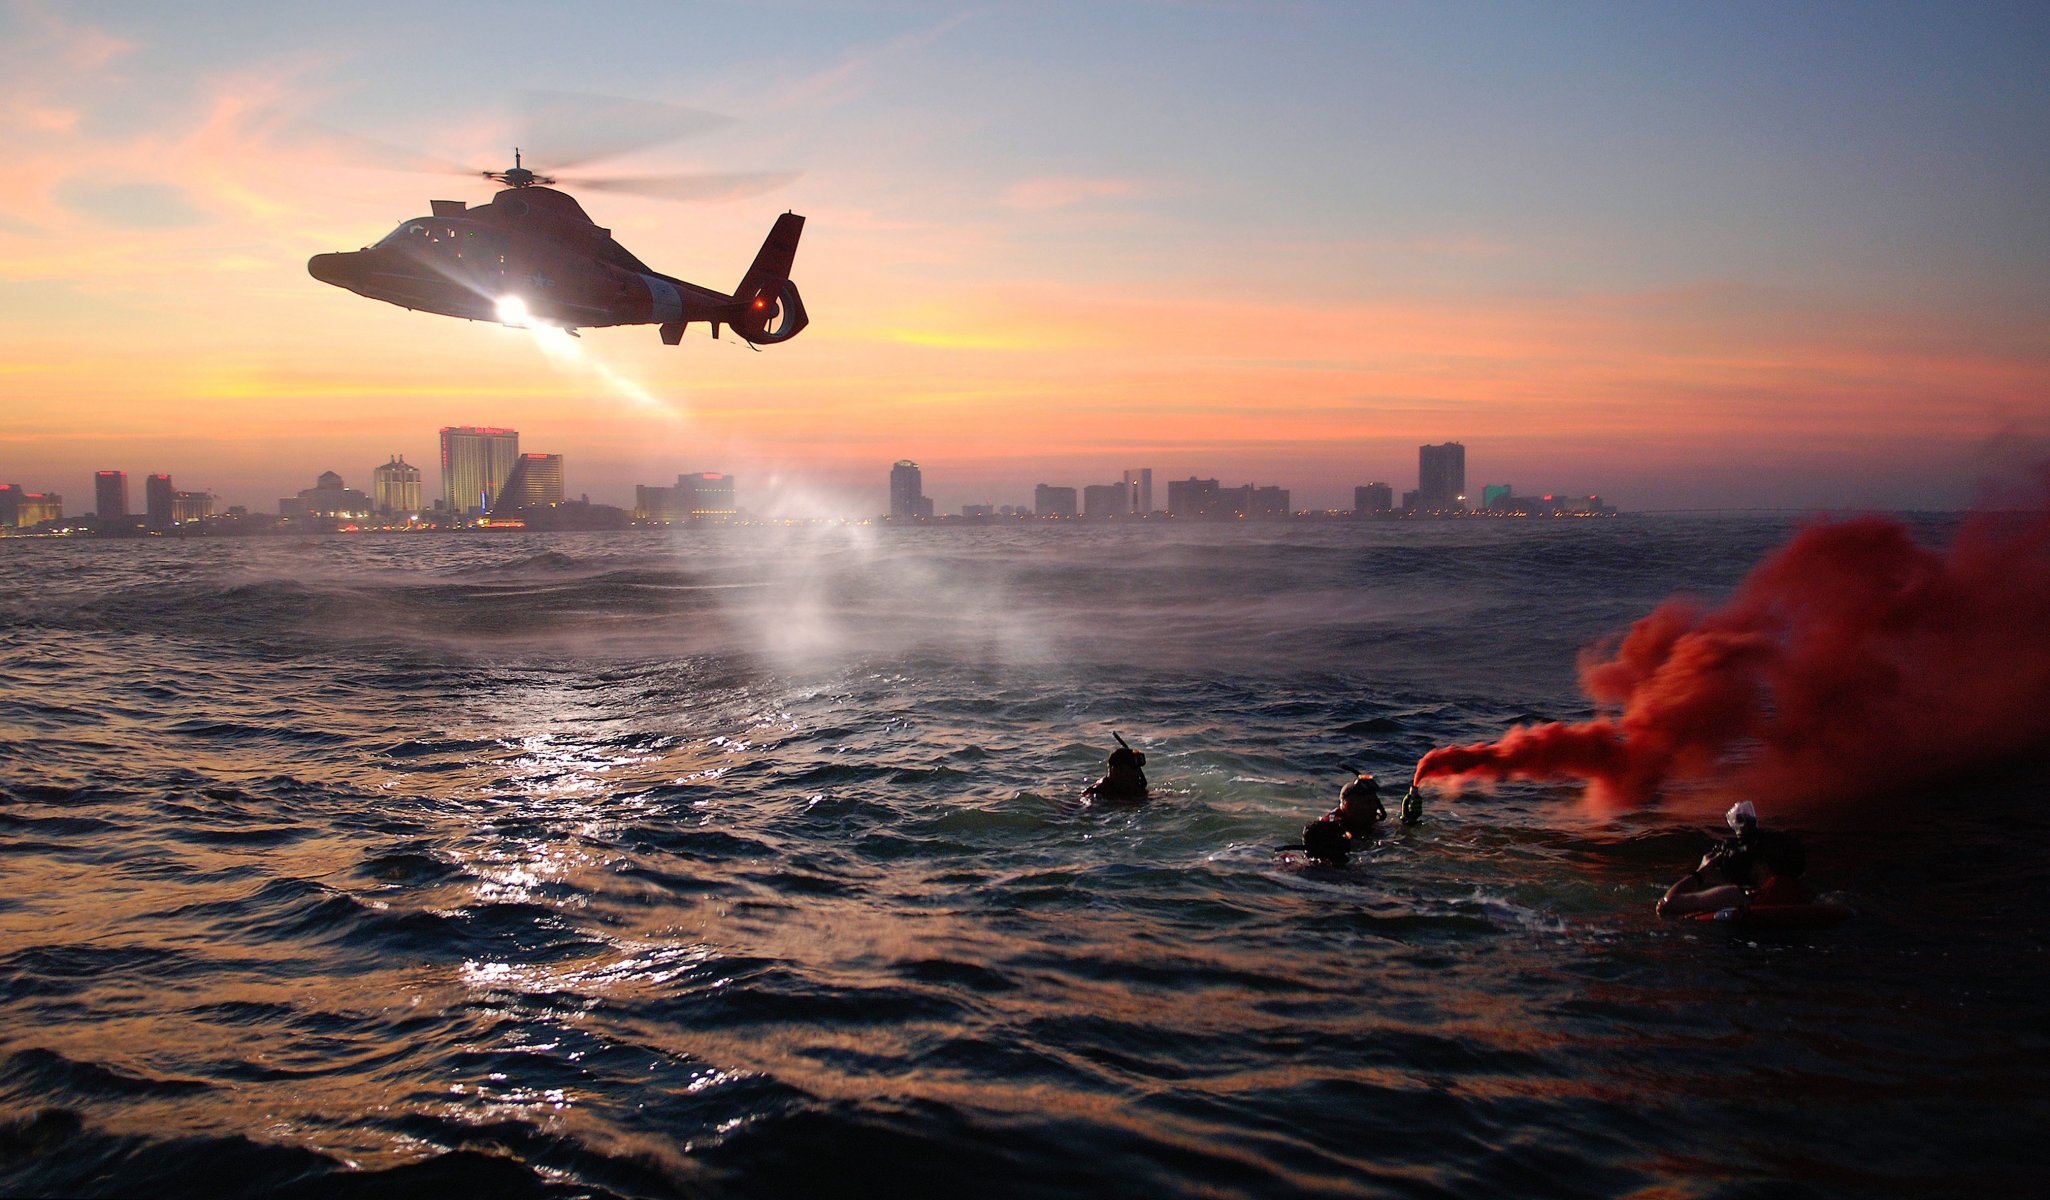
left=307, top=252, right=356, bottom=288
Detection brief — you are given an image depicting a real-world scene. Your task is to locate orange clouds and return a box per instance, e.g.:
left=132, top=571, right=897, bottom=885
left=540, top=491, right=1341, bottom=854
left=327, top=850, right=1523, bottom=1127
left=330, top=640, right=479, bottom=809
left=3, top=8, right=2044, bottom=515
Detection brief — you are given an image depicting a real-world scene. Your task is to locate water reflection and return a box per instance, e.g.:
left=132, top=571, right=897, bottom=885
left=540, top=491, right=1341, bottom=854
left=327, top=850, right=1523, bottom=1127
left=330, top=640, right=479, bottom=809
left=1, top=527, right=2041, bottom=1198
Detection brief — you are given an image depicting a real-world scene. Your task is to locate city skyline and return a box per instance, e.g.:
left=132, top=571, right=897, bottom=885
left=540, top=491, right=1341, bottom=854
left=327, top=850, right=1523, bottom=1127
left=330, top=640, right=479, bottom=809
left=3, top=5, right=2045, bottom=517
left=0, top=439, right=1620, bottom=520
left=4, top=436, right=1622, bottom=529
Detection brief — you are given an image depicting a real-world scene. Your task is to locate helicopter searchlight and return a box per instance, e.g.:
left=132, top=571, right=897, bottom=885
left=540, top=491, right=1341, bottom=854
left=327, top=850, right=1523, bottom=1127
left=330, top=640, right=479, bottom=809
left=494, top=295, right=532, bottom=327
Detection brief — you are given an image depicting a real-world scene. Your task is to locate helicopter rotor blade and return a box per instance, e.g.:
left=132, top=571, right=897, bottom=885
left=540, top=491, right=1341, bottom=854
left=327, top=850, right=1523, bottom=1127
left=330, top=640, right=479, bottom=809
left=563, top=170, right=800, bottom=202
left=281, top=91, right=790, bottom=201
left=516, top=90, right=735, bottom=171
left=275, top=118, right=481, bottom=177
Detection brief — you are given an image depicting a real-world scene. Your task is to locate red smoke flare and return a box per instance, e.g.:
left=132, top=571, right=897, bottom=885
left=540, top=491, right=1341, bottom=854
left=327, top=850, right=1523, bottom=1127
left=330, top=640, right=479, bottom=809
left=1417, top=499, right=2050, bottom=812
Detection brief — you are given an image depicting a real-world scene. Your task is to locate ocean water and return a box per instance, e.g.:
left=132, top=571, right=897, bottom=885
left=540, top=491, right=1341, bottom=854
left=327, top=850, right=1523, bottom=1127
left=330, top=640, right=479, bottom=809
left=0, top=518, right=2042, bottom=1199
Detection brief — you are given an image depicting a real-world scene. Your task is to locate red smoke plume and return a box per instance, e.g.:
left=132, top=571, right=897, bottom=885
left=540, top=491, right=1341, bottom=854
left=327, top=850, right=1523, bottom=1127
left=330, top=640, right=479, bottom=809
left=1417, top=500, right=2050, bottom=811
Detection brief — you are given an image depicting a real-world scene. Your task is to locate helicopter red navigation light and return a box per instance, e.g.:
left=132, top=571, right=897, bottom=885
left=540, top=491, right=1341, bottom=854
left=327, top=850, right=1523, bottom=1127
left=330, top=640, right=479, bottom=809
left=308, top=157, right=809, bottom=348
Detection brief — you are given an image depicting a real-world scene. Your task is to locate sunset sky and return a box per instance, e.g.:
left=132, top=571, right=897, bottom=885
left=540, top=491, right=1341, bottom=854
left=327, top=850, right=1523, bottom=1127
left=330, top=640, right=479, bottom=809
left=3, top=0, right=2047, bottom=515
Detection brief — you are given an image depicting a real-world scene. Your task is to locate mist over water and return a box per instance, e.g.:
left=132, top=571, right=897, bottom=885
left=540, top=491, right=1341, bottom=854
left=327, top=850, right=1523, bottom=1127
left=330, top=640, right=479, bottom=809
left=1, top=519, right=2042, bottom=1198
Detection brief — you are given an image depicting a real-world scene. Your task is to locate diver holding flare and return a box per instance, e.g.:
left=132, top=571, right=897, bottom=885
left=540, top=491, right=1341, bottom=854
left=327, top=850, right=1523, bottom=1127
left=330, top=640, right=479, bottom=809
left=1294, top=765, right=1424, bottom=867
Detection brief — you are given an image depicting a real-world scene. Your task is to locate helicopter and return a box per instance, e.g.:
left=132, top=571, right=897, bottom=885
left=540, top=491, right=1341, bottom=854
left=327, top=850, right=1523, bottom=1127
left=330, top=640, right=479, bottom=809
left=307, top=149, right=807, bottom=347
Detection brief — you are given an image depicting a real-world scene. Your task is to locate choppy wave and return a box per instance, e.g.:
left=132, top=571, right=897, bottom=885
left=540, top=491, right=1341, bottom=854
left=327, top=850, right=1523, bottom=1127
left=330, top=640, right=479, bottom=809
left=0, top=519, right=2041, bottom=1198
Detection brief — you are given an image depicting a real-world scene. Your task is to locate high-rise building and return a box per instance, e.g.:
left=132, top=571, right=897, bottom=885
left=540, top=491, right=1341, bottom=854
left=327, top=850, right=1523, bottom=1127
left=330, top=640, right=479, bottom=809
left=1167, top=476, right=1221, bottom=518
left=440, top=427, right=521, bottom=516
left=1082, top=483, right=1126, bottom=518
left=1418, top=442, right=1466, bottom=511
left=679, top=472, right=736, bottom=522
left=890, top=460, right=931, bottom=519
left=146, top=474, right=175, bottom=529
left=1122, top=468, right=1153, bottom=515
left=1033, top=484, right=1078, bottom=518
left=140, top=473, right=210, bottom=528
left=1482, top=484, right=1513, bottom=511
left=95, top=471, right=129, bottom=520
left=373, top=455, right=423, bottom=516
left=493, top=453, right=565, bottom=514
left=1246, top=485, right=1291, bottom=518
left=1354, top=483, right=1393, bottom=516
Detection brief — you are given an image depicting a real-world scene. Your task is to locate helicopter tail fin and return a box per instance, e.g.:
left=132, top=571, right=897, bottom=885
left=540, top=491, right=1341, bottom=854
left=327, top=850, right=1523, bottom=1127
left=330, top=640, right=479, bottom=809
left=737, top=212, right=804, bottom=298
left=731, top=212, right=808, bottom=345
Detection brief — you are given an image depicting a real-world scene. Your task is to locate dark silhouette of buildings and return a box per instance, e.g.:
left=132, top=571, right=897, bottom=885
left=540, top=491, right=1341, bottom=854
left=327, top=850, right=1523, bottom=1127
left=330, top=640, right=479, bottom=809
left=1418, top=442, right=1466, bottom=511
left=1168, top=477, right=1219, bottom=517
left=1240, top=484, right=1291, bottom=518
left=1024, top=470, right=1154, bottom=520
left=634, top=482, right=680, bottom=521
left=1082, top=483, right=1126, bottom=518
left=635, top=472, right=737, bottom=523
left=1123, top=468, right=1153, bottom=515
left=2, top=441, right=1620, bottom=533
left=1034, top=484, right=1078, bottom=518
left=146, top=473, right=174, bottom=529
left=512, top=499, right=629, bottom=530
left=1480, top=486, right=1614, bottom=515
left=95, top=471, right=128, bottom=520
left=1167, top=477, right=1289, bottom=519
left=144, top=473, right=211, bottom=529
left=891, top=460, right=933, bottom=519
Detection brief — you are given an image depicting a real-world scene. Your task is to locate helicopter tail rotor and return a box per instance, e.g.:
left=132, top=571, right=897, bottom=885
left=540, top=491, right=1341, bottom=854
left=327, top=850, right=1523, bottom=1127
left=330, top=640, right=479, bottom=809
left=730, top=213, right=808, bottom=345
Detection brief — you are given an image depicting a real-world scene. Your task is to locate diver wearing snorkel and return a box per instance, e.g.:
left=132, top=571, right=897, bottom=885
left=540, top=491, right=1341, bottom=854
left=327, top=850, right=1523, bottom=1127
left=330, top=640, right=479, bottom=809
left=1083, top=732, right=1149, bottom=803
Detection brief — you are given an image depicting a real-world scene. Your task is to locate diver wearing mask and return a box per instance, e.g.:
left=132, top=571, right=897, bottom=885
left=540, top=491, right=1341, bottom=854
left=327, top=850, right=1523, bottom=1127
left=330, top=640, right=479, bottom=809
left=1656, top=801, right=1810, bottom=918
left=1083, top=734, right=1149, bottom=803
left=1299, top=774, right=1386, bottom=866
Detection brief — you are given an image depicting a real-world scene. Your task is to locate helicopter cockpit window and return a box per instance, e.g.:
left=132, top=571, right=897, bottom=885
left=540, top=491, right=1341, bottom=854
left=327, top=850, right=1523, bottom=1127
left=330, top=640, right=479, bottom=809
left=376, top=221, right=475, bottom=257
left=376, top=221, right=434, bottom=249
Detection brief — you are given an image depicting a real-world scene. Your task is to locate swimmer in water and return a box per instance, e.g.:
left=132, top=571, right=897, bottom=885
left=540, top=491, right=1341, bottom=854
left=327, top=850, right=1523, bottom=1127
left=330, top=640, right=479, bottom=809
left=1299, top=773, right=1384, bottom=866
left=1082, top=734, right=1149, bottom=803
left=1657, top=801, right=1814, bottom=918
